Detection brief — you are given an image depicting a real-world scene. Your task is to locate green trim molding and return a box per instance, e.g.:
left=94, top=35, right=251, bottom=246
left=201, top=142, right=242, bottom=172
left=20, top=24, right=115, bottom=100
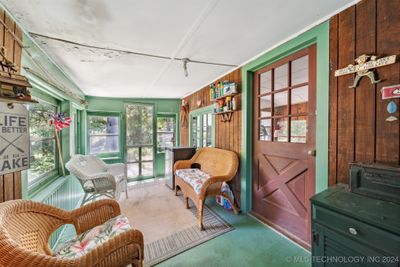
left=240, top=21, right=330, bottom=212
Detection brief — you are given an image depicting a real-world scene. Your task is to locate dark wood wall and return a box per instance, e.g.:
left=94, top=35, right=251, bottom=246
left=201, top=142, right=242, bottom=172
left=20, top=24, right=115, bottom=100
left=329, top=0, right=400, bottom=185
left=180, top=68, right=242, bottom=205
left=0, top=8, right=23, bottom=202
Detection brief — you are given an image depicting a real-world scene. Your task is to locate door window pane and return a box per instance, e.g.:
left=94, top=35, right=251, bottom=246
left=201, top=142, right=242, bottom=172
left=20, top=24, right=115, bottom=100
left=259, top=119, right=272, bottom=141
left=291, top=116, right=307, bottom=143
left=125, top=104, right=154, bottom=178
left=274, top=64, right=288, bottom=90
left=274, top=117, right=288, bottom=142
left=274, top=91, right=288, bottom=116
left=259, top=95, right=272, bottom=117
left=126, top=104, right=153, bottom=146
left=260, top=71, right=272, bottom=94
left=142, top=162, right=153, bottom=176
left=142, top=147, right=153, bottom=161
left=291, top=85, right=308, bottom=114
left=127, top=163, right=139, bottom=177
left=157, top=116, right=175, bottom=152
left=291, top=55, right=308, bottom=85
left=126, top=147, right=139, bottom=162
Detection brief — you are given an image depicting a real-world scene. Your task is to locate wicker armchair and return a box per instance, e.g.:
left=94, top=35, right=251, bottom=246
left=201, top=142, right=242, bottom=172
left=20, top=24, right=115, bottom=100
left=174, top=147, right=239, bottom=230
left=0, top=199, right=143, bottom=267
left=66, top=154, right=128, bottom=205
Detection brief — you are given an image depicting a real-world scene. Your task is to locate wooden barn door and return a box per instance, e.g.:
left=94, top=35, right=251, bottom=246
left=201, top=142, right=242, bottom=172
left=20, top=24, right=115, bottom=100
left=252, top=45, right=316, bottom=247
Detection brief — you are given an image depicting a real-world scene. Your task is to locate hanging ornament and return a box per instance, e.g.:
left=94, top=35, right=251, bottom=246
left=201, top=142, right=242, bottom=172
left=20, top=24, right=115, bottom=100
left=386, top=100, right=398, bottom=122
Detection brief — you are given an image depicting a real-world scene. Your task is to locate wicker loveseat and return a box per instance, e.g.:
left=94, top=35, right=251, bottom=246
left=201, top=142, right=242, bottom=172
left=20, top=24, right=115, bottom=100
left=174, top=147, right=239, bottom=230
left=0, top=199, right=143, bottom=267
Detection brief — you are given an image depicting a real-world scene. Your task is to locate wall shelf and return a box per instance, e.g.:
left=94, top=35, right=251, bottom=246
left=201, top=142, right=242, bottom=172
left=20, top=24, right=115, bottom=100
left=211, top=92, right=240, bottom=102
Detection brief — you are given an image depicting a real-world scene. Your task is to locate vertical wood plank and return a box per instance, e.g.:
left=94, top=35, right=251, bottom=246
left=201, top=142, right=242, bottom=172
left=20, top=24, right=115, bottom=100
left=336, top=6, right=356, bottom=184
left=4, top=13, right=14, bottom=61
left=3, top=173, right=14, bottom=201
left=0, top=175, right=4, bottom=202
left=376, top=0, right=400, bottom=164
left=328, top=15, right=339, bottom=186
left=354, top=0, right=376, bottom=163
left=13, top=171, right=22, bottom=199
left=13, top=23, right=22, bottom=73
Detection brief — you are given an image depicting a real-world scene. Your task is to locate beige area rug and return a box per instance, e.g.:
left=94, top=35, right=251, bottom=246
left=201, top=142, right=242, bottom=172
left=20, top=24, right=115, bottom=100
left=119, top=179, right=233, bottom=267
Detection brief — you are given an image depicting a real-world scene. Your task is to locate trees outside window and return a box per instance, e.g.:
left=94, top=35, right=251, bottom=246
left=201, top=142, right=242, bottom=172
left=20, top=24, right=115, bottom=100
left=88, top=115, right=120, bottom=155
left=125, top=104, right=154, bottom=179
left=25, top=102, right=57, bottom=186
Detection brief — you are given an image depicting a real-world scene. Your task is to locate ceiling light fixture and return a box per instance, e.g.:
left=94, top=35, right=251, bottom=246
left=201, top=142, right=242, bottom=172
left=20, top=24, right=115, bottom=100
left=182, top=58, right=189, bottom=77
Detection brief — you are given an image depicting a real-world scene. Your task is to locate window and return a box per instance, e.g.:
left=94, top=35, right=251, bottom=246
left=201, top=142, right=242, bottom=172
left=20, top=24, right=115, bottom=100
left=25, top=101, right=57, bottom=186
left=157, top=115, right=176, bottom=153
left=257, top=54, right=309, bottom=143
left=88, top=114, right=120, bottom=155
left=125, top=104, right=154, bottom=178
left=190, top=107, right=214, bottom=148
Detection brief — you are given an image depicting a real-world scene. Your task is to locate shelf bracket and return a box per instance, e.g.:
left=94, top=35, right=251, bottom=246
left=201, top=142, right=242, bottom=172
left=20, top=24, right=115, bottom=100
left=220, top=112, right=233, bottom=122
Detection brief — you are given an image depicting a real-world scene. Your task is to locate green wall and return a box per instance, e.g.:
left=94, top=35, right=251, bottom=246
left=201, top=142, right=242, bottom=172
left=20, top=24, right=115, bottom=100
left=85, top=96, right=181, bottom=177
left=240, top=21, right=330, bottom=212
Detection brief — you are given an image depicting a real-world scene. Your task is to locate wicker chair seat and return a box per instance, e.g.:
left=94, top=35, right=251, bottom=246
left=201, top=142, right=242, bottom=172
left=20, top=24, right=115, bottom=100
left=54, top=215, right=135, bottom=259
left=175, top=168, right=211, bottom=194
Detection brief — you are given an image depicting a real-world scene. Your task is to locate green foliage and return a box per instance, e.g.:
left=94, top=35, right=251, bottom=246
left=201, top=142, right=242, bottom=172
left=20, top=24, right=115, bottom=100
left=25, top=102, right=57, bottom=183
left=126, top=104, right=153, bottom=146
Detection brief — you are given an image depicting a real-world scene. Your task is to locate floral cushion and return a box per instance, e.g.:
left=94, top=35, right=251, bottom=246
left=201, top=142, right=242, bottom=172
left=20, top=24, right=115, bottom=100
left=53, top=215, right=131, bottom=259
left=175, top=168, right=211, bottom=194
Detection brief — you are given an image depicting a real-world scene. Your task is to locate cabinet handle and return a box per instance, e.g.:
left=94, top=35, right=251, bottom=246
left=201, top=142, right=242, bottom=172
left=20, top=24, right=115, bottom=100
left=348, top=227, right=358, bottom=235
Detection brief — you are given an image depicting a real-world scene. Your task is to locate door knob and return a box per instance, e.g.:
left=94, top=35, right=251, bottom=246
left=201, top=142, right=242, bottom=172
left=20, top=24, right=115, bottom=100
left=308, top=149, right=316, bottom=157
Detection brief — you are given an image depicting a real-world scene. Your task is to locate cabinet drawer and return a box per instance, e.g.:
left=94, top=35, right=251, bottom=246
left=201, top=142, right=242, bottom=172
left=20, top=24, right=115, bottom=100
left=313, top=205, right=400, bottom=256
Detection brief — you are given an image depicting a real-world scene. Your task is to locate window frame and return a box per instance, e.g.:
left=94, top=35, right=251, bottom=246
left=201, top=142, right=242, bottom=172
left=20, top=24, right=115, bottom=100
left=87, top=111, right=122, bottom=160
left=189, top=105, right=215, bottom=148
left=26, top=98, right=60, bottom=193
left=255, top=49, right=310, bottom=144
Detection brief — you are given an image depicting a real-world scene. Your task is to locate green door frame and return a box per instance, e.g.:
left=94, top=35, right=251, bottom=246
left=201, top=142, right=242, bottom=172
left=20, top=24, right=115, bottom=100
left=189, top=105, right=216, bottom=147
left=240, top=21, right=330, bottom=212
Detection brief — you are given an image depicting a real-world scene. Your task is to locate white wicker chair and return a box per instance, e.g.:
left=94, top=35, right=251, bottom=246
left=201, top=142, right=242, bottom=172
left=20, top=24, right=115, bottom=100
left=66, top=154, right=128, bottom=205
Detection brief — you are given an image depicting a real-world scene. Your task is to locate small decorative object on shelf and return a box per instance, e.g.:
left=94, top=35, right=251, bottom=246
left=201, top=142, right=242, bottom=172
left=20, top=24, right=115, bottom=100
left=210, top=81, right=240, bottom=122
left=0, top=46, right=37, bottom=106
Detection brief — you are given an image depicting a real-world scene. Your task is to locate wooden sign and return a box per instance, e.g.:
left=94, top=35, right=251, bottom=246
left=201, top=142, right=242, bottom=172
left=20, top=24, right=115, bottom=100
left=334, top=54, right=397, bottom=88
left=0, top=103, right=30, bottom=175
left=381, top=84, right=400, bottom=100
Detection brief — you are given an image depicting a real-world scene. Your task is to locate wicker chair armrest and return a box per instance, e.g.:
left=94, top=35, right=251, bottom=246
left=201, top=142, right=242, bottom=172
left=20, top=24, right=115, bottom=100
left=199, top=175, right=230, bottom=196
left=70, top=199, right=121, bottom=234
left=0, top=228, right=143, bottom=267
left=85, top=228, right=144, bottom=265
left=174, top=159, right=193, bottom=172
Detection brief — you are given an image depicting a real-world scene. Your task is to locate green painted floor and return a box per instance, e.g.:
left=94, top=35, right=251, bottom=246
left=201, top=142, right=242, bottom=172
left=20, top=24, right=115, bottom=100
left=157, top=200, right=311, bottom=267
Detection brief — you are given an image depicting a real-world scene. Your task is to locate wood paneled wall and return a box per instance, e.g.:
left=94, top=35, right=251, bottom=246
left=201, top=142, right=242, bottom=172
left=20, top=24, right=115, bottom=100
left=0, top=8, right=24, bottom=202
left=329, top=0, right=400, bottom=185
left=180, top=69, right=242, bottom=205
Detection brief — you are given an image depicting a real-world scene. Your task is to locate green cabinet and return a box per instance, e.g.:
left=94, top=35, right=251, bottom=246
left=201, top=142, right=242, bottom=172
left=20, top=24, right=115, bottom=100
left=311, top=184, right=400, bottom=267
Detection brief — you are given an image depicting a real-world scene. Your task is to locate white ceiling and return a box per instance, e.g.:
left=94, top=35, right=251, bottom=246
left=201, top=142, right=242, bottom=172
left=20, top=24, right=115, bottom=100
left=1, top=0, right=356, bottom=98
